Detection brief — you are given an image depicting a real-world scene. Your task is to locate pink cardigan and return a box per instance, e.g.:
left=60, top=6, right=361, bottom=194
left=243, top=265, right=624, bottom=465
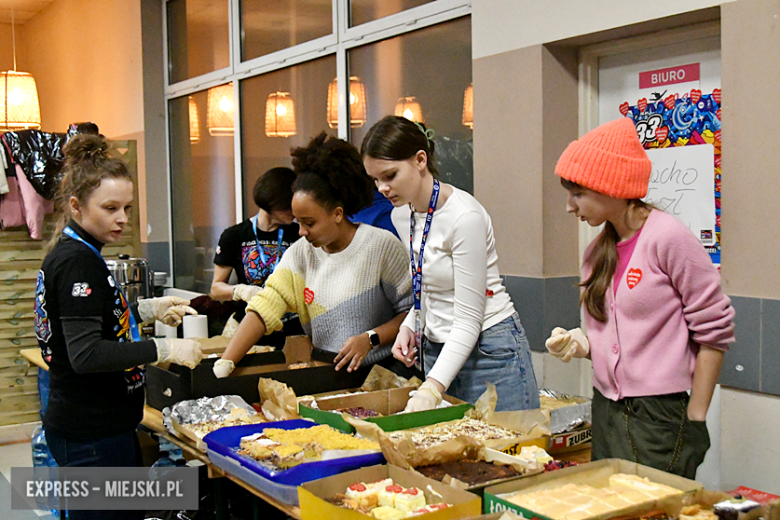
left=583, top=209, right=735, bottom=400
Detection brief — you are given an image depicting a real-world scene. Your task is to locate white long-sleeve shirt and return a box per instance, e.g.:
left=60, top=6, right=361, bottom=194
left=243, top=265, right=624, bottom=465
left=391, top=185, right=516, bottom=388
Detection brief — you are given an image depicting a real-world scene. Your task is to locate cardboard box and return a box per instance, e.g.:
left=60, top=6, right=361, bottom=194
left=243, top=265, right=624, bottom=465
left=483, top=458, right=702, bottom=518
left=298, top=387, right=473, bottom=433
left=499, top=425, right=591, bottom=457
left=146, top=336, right=370, bottom=410
left=298, top=464, right=482, bottom=520
left=542, top=394, right=591, bottom=435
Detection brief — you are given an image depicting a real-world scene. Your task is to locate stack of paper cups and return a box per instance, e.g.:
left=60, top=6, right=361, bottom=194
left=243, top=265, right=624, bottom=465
left=155, top=321, right=178, bottom=339
left=182, top=315, right=208, bottom=339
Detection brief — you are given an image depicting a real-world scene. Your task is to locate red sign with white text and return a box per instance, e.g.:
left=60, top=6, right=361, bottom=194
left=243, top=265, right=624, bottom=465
left=639, top=63, right=700, bottom=89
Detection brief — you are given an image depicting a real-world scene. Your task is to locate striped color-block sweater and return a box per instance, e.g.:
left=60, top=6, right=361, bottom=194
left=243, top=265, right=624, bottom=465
left=246, top=224, right=412, bottom=364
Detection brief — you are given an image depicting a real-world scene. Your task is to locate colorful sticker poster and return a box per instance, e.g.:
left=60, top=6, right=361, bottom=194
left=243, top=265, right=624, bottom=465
left=619, top=86, right=722, bottom=265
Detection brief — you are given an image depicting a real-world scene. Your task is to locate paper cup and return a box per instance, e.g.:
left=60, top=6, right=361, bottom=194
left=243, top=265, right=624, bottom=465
left=155, top=321, right=178, bottom=339
left=182, top=315, right=208, bottom=339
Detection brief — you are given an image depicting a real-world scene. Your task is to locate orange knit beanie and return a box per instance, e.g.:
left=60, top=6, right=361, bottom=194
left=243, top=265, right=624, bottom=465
left=555, top=117, right=651, bottom=199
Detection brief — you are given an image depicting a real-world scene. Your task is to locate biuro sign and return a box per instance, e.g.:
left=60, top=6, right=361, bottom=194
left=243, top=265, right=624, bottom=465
left=639, top=63, right=700, bottom=89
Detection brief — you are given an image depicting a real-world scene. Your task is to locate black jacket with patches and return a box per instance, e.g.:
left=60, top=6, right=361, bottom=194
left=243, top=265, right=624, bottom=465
left=35, top=221, right=157, bottom=441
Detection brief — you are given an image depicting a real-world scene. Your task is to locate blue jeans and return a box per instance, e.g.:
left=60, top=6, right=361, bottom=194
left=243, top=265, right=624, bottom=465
left=423, top=313, right=540, bottom=411
left=45, top=429, right=145, bottom=520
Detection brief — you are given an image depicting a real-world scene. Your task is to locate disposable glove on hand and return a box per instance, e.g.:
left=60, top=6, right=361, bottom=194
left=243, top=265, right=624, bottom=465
left=545, top=327, right=590, bottom=362
left=138, top=296, right=197, bottom=327
left=232, top=284, right=261, bottom=302
left=404, top=381, right=443, bottom=412
left=213, top=358, right=236, bottom=378
left=154, top=338, right=203, bottom=369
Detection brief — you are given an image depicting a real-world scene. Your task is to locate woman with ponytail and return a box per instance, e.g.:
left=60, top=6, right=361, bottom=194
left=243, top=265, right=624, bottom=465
left=361, top=115, right=539, bottom=413
left=36, top=134, right=203, bottom=520
left=214, top=133, right=412, bottom=378
left=547, top=117, right=735, bottom=478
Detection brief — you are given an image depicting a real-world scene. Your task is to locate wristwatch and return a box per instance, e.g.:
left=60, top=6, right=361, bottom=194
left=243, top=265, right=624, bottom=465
left=366, top=330, right=381, bottom=348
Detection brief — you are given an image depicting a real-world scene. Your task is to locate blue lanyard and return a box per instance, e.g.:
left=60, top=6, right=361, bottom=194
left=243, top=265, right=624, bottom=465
left=62, top=226, right=141, bottom=342
left=410, top=179, right=440, bottom=312
left=251, top=215, right=285, bottom=274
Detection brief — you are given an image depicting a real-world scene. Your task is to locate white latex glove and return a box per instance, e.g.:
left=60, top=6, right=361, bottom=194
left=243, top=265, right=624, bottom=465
left=545, top=327, right=590, bottom=362
left=138, top=296, right=197, bottom=327
left=213, top=358, right=236, bottom=378
left=404, top=381, right=443, bottom=412
left=232, top=284, right=262, bottom=302
left=154, top=338, right=203, bottom=369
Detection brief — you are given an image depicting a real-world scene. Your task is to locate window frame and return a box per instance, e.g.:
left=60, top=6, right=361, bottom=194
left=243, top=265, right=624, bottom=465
left=163, top=0, right=472, bottom=282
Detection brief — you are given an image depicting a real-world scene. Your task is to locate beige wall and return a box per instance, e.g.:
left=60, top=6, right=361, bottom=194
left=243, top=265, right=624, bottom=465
left=19, top=0, right=148, bottom=239
left=0, top=22, right=23, bottom=71
left=473, top=0, right=732, bottom=59
left=720, top=0, right=780, bottom=298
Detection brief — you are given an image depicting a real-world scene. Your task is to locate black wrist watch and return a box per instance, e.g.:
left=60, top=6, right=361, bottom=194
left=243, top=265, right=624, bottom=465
left=366, top=330, right=381, bottom=348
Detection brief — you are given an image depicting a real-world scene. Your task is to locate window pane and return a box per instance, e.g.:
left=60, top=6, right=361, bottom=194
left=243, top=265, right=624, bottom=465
left=240, top=56, right=337, bottom=216
left=241, top=0, right=333, bottom=62
left=169, top=89, right=236, bottom=292
left=167, top=0, right=230, bottom=84
left=350, top=0, right=434, bottom=27
left=349, top=16, right=473, bottom=193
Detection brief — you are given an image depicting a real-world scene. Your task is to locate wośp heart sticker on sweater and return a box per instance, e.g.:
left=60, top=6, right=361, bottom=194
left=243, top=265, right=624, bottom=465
left=626, top=268, right=642, bottom=289
left=304, top=287, right=314, bottom=304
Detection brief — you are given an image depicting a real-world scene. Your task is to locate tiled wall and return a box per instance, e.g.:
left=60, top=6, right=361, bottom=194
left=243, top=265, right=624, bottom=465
left=719, top=296, right=780, bottom=397
left=502, top=275, right=581, bottom=352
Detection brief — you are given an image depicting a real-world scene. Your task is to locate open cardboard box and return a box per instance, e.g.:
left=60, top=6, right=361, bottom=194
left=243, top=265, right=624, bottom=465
left=483, top=458, right=702, bottom=518
left=298, top=387, right=473, bottom=433
left=146, top=336, right=370, bottom=410
left=298, top=464, right=481, bottom=520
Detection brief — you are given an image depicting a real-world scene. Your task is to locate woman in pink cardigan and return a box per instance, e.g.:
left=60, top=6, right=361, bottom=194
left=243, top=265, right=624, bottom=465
left=546, top=118, right=735, bottom=478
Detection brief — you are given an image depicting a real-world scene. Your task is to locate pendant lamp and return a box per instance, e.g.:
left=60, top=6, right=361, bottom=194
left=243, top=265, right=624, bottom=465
left=1, top=4, right=41, bottom=131
left=394, top=96, right=423, bottom=123
left=188, top=96, right=200, bottom=142
left=265, top=92, right=296, bottom=137
left=327, top=76, right=367, bottom=129
left=462, top=83, right=473, bottom=129
left=207, top=83, right=234, bottom=136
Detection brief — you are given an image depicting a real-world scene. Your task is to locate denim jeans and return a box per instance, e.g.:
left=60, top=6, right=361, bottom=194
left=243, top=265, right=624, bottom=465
left=423, top=313, right=540, bottom=411
left=45, top=429, right=145, bottom=520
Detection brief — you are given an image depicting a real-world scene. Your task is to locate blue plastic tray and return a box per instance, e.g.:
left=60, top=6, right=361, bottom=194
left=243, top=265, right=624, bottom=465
left=203, top=419, right=385, bottom=486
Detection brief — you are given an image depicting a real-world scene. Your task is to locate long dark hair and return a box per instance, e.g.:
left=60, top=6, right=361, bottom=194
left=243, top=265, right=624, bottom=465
left=290, top=132, right=373, bottom=215
left=360, top=115, right=439, bottom=177
left=47, top=135, right=131, bottom=253
left=562, top=178, right=651, bottom=322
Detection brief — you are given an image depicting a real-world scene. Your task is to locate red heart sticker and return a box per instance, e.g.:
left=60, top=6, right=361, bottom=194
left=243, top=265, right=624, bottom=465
left=637, top=98, right=647, bottom=112
left=655, top=126, right=669, bottom=143
left=690, top=89, right=702, bottom=103
left=304, top=288, right=314, bottom=304
left=626, top=268, right=642, bottom=289
left=663, top=95, right=676, bottom=110
left=716, top=108, right=722, bottom=120
left=712, top=88, right=721, bottom=104
left=619, top=102, right=630, bottom=116
left=715, top=130, right=722, bottom=143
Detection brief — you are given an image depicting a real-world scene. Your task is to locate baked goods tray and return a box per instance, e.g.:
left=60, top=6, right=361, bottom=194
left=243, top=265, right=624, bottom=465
left=203, top=419, right=385, bottom=505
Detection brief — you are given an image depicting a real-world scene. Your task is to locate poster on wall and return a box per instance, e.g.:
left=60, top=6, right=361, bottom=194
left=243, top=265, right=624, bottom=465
left=618, top=63, right=722, bottom=265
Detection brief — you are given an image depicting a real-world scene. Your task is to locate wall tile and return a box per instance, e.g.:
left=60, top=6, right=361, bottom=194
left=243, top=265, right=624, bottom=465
left=761, top=298, right=780, bottom=396
left=719, top=296, right=760, bottom=392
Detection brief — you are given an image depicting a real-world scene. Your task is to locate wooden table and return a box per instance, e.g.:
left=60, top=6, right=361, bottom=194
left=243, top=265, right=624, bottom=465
left=142, top=405, right=302, bottom=520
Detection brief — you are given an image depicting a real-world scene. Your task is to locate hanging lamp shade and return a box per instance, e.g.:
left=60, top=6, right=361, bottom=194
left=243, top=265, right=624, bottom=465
left=188, top=96, right=200, bottom=142
left=265, top=91, right=296, bottom=137
left=0, top=71, right=41, bottom=131
left=207, top=84, right=234, bottom=136
left=327, top=76, right=367, bottom=129
left=462, top=83, right=473, bottom=129
left=394, top=96, right=423, bottom=123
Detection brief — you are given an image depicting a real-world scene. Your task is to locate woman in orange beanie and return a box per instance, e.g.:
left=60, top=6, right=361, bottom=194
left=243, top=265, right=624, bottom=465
left=547, top=117, right=735, bottom=478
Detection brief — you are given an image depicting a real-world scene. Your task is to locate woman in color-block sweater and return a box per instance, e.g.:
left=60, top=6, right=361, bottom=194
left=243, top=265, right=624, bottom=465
left=361, top=116, right=539, bottom=413
left=547, top=118, right=735, bottom=478
left=213, top=133, right=412, bottom=378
